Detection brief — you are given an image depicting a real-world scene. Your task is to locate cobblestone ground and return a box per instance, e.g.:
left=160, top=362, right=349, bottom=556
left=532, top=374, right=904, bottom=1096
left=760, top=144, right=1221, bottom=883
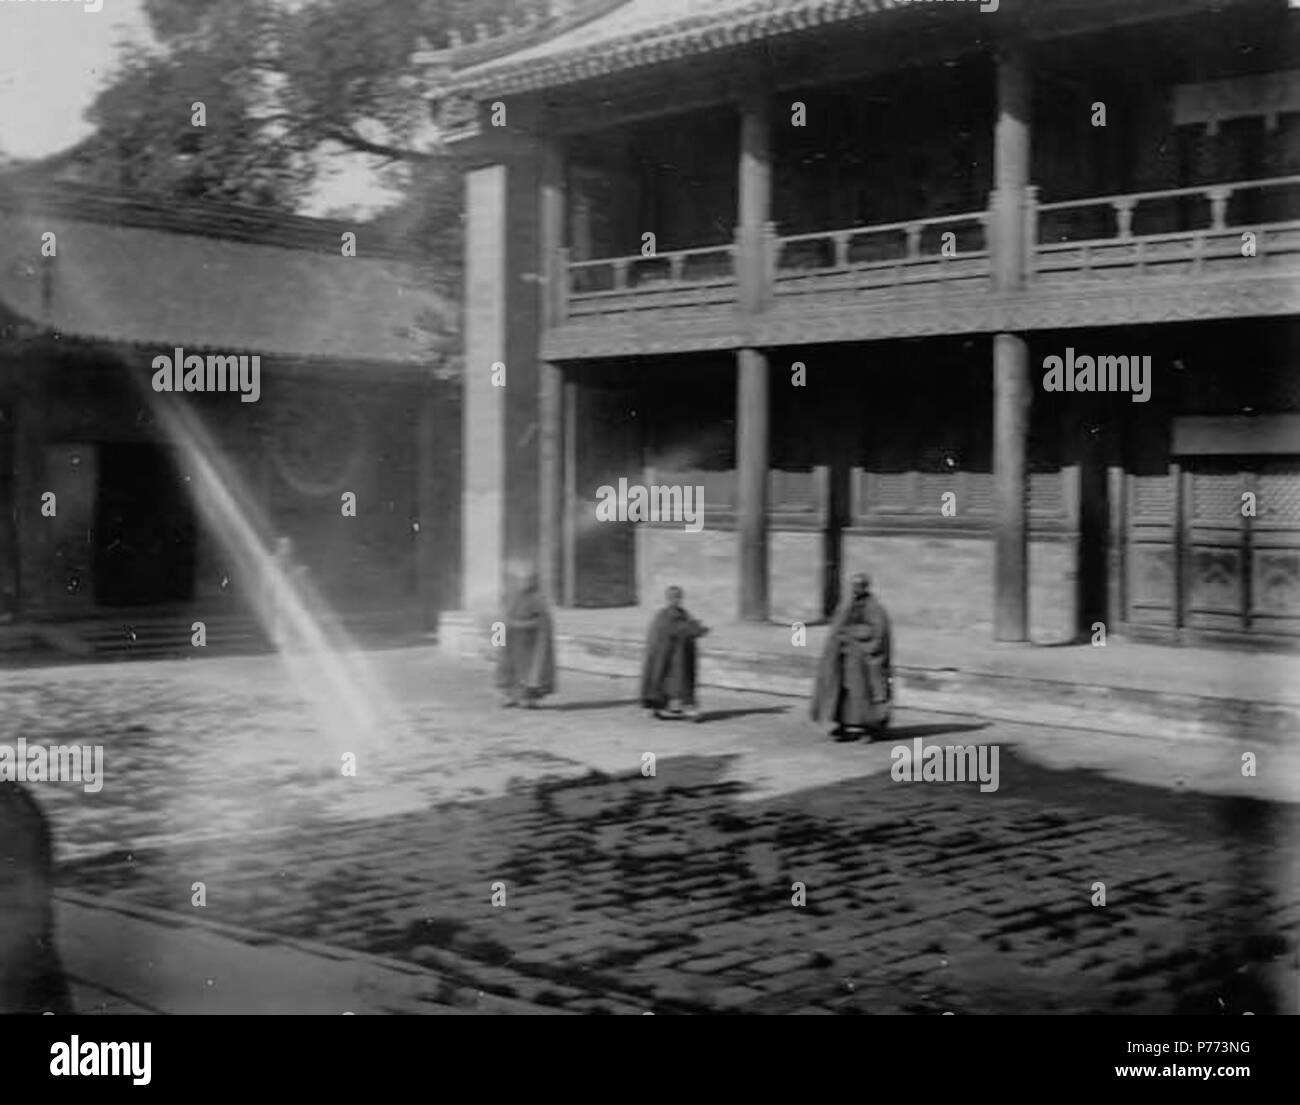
left=3, top=648, right=1298, bottom=1014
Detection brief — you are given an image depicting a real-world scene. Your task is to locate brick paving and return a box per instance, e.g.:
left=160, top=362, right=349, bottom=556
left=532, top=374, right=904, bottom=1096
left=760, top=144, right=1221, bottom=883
left=2, top=649, right=1297, bottom=1014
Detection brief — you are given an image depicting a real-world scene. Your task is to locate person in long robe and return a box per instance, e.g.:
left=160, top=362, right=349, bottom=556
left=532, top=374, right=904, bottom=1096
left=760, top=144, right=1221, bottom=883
left=811, top=571, right=893, bottom=740
left=641, top=586, right=709, bottom=719
left=0, top=783, right=72, bottom=1014
left=497, top=568, right=555, bottom=708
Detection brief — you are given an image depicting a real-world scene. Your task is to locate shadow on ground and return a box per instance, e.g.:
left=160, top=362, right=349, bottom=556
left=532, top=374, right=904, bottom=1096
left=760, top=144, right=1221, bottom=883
left=546, top=698, right=644, bottom=712
left=881, top=722, right=990, bottom=740
left=55, top=747, right=1299, bottom=1015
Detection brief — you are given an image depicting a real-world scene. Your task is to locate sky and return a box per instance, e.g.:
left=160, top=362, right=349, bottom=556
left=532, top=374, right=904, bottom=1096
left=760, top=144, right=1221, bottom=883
left=0, top=0, right=386, bottom=215
left=0, top=0, right=151, bottom=160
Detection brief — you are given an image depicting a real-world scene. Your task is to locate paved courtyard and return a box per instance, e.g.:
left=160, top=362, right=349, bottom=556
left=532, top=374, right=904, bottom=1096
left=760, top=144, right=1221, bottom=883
left=4, top=647, right=1298, bottom=1014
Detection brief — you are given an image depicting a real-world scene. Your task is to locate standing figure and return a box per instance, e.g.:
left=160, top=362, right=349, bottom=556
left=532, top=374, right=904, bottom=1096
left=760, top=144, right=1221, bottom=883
left=0, top=783, right=72, bottom=1014
left=497, top=567, right=556, bottom=708
left=811, top=572, right=893, bottom=740
left=641, top=585, right=710, bottom=720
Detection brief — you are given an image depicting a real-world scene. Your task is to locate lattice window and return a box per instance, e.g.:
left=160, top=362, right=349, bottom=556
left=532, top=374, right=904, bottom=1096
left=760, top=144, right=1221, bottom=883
left=917, top=472, right=956, bottom=509
left=1028, top=472, right=1063, bottom=516
left=656, top=469, right=735, bottom=514
left=1132, top=474, right=1172, bottom=518
left=1257, top=464, right=1300, bottom=524
left=870, top=472, right=912, bottom=511
left=965, top=473, right=996, bottom=514
left=1192, top=471, right=1243, bottom=522
left=769, top=469, right=818, bottom=513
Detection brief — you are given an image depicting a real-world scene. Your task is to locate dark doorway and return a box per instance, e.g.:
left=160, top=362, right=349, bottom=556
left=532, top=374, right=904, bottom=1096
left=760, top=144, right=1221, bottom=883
left=93, top=443, right=196, bottom=606
left=1077, top=434, right=1111, bottom=638
left=571, top=384, right=639, bottom=607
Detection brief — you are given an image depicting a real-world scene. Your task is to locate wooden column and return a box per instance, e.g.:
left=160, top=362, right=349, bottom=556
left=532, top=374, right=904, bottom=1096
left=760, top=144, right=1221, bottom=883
left=994, top=334, right=1031, bottom=641
left=461, top=164, right=509, bottom=615
left=0, top=376, right=15, bottom=617
left=736, top=90, right=772, bottom=622
left=538, top=140, right=566, bottom=603
left=1061, top=405, right=1083, bottom=639
left=1107, top=461, right=1126, bottom=631
left=738, top=93, right=772, bottom=313
left=992, top=45, right=1032, bottom=642
left=992, top=43, right=1031, bottom=293
left=737, top=349, right=769, bottom=621
left=562, top=378, right=578, bottom=607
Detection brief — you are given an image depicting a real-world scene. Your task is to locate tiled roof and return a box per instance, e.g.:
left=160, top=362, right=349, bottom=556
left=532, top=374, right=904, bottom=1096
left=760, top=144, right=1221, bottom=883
left=0, top=207, right=452, bottom=365
left=0, top=173, right=427, bottom=263
left=443, top=0, right=902, bottom=96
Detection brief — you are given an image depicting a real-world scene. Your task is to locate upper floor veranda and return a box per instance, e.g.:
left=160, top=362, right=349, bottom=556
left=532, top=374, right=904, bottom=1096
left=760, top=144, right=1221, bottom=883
left=434, top=0, right=1300, bottom=360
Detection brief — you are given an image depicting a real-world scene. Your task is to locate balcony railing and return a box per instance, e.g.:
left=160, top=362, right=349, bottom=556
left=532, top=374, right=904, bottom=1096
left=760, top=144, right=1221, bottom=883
left=772, top=211, right=990, bottom=298
left=563, top=242, right=737, bottom=318
left=552, top=174, right=1300, bottom=325
left=1032, top=175, right=1300, bottom=282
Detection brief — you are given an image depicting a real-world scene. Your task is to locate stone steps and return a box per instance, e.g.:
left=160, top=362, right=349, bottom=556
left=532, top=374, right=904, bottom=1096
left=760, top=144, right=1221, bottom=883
left=1, top=611, right=435, bottom=665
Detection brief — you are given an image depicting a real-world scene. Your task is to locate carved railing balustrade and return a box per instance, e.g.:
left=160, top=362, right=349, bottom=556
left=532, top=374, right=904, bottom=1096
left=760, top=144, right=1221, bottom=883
left=550, top=175, right=1300, bottom=332
left=563, top=243, right=737, bottom=319
left=1032, top=174, right=1300, bottom=285
left=771, top=211, right=991, bottom=299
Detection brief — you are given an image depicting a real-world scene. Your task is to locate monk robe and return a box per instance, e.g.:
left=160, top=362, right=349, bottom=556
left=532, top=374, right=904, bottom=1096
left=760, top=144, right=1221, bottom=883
left=0, top=783, right=72, bottom=1014
left=811, top=591, right=893, bottom=732
left=496, top=581, right=555, bottom=704
left=641, top=605, right=708, bottom=712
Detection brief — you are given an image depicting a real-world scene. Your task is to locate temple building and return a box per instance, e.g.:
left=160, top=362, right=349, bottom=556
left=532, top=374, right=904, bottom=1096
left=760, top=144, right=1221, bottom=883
left=0, top=177, right=459, bottom=654
left=433, top=0, right=1300, bottom=647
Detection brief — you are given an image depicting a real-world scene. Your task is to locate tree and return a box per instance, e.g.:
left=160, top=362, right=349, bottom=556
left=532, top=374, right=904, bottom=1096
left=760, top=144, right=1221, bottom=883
left=80, top=0, right=535, bottom=209
left=74, top=0, right=557, bottom=379
left=81, top=2, right=309, bottom=208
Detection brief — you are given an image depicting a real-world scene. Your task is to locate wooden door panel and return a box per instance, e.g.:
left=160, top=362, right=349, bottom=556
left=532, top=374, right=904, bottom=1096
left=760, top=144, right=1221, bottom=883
left=1125, top=471, right=1176, bottom=627
left=1183, top=464, right=1247, bottom=633
left=1249, top=460, right=1300, bottom=637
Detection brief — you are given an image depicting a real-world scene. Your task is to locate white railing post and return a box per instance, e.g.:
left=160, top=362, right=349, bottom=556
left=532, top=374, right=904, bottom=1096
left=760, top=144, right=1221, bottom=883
left=987, top=187, right=1001, bottom=286
left=1112, top=197, right=1135, bottom=240
left=1208, top=186, right=1230, bottom=231
left=1024, top=186, right=1039, bottom=280
left=759, top=220, right=769, bottom=305
left=834, top=230, right=850, bottom=269
left=555, top=247, right=570, bottom=321
left=734, top=227, right=750, bottom=307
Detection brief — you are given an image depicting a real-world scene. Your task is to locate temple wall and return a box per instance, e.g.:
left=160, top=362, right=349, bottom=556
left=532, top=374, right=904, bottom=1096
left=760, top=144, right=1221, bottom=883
left=638, top=524, right=1075, bottom=642
left=840, top=533, right=1075, bottom=643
